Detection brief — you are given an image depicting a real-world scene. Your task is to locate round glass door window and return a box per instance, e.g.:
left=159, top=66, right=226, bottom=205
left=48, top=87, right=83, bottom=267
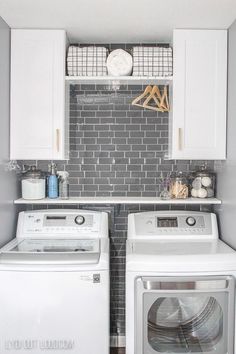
left=148, top=296, right=223, bottom=353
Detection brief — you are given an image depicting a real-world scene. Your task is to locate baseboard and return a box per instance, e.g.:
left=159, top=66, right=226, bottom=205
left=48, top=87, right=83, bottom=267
left=110, top=335, right=126, bottom=347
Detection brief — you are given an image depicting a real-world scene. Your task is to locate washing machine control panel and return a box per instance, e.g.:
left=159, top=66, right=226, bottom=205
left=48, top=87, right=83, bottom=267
left=133, top=212, right=213, bottom=236
left=18, top=211, right=103, bottom=236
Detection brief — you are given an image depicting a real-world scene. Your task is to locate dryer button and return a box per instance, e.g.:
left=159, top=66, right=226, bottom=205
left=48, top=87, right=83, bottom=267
left=186, top=217, right=196, bottom=226
left=75, top=215, right=85, bottom=225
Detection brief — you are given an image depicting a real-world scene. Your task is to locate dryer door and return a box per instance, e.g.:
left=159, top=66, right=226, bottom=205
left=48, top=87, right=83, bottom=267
left=136, top=276, right=234, bottom=354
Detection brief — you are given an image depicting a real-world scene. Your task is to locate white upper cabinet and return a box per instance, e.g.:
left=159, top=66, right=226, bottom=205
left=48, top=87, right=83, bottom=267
left=10, top=29, right=69, bottom=160
left=169, top=29, right=227, bottom=160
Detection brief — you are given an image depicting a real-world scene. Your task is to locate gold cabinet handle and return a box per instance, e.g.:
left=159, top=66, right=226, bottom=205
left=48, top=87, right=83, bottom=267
left=56, top=129, right=60, bottom=153
left=178, top=128, right=183, bottom=150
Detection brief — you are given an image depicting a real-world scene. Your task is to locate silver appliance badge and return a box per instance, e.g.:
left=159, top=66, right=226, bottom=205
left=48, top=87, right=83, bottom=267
left=93, top=274, right=100, bottom=283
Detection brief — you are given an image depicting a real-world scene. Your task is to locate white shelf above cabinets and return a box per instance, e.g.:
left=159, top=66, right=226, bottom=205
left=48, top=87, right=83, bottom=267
left=14, top=197, right=221, bottom=205
left=65, top=75, right=173, bottom=85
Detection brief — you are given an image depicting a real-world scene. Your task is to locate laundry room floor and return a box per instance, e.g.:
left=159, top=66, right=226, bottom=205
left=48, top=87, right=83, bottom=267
left=110, top=348, right=125, bottom=354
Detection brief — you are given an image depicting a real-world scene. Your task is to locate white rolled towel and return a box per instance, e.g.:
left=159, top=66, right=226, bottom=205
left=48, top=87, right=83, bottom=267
left=106, top=49, right=133, bottom=76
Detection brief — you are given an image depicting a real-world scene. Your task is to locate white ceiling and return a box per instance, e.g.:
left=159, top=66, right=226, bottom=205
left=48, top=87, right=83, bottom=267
left=0, top=0, right=235, bottom=43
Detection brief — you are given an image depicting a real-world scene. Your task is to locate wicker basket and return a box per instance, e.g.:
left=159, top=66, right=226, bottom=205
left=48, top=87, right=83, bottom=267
left=67, top=46, right=108, bottom=76
left=132, top=46, right=173, bottom=77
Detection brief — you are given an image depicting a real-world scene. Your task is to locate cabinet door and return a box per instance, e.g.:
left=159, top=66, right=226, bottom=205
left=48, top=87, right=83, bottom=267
left=10, top=30, right=68, bottom=160
left=170, top=30, right=227, bottom=160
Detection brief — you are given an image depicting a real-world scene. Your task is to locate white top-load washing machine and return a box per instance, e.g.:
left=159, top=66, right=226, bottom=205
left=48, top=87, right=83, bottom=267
left=126, top=210, right=236, bottom=354
left=0, top=209, right=109, bottom=354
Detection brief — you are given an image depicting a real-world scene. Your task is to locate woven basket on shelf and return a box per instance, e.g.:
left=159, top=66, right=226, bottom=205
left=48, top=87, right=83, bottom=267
left=67, top=46, right=108, bottom=76
left=132, top=46, right=173, bottom=77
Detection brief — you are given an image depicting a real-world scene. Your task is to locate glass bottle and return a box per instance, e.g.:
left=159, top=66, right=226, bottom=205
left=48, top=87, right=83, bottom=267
left=48, top=163, right=59, bottom=199
left=58, top=171, right=69, bottom=199
left=160, top=176, right=171, bottom=200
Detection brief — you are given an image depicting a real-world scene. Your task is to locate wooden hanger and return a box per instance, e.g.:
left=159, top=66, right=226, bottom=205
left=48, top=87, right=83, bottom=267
left=132, top=85, right=170, bottom=112
left=143, top=85, right=164, bottom=112
left=145, top=85, right=170, bottom=112
left=160, top=86, right=169, bottom=111
left=162, top=86, right=170, bottom=112
left=131, top=85, right=153, bottom=108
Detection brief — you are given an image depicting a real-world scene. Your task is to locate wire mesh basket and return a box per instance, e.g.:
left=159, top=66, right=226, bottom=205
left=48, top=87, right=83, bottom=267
left=67, top=46, right=108, bottom=76
left=132, top=46, right=173, bottom=77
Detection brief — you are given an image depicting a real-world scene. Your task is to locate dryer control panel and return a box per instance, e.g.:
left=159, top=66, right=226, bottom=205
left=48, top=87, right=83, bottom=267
left=129, top=211, right=218, bottom=239
left=16, top=210, right=108, bottom=239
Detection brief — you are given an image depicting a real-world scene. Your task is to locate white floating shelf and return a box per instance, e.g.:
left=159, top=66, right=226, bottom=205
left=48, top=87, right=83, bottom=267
left=65, top=75, right=173, bottom=85
left=14, top=197, right=221, bottom=205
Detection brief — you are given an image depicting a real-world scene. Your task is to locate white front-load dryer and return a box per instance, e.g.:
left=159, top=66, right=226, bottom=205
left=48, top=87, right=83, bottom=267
left=0, top=209, right=109, bottom=354
left=126, top=211, right=236, bottom=354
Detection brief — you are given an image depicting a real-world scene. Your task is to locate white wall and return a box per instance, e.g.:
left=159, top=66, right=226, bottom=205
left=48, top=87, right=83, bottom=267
left=0, top=16, right=20, bottom=246
left=216, top=19, right=236, bottom=247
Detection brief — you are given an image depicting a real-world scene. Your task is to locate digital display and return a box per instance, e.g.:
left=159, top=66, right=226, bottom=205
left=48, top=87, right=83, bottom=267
left=157, top=217, right=178, bottom=228
left=46, top=216, right=66, bottom=220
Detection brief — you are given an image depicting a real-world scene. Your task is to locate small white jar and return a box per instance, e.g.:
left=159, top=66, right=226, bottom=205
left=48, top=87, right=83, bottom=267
left=21, top=166, right=45, bottom=200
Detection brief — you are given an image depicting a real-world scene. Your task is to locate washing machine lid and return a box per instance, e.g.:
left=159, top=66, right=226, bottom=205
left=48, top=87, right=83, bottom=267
left=0, top=238, right=100, bottom=264
left=126, top=239, right=236, bottom=272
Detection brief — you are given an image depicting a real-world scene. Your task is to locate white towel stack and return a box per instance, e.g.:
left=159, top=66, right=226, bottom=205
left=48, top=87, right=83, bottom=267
left=132, top=46, right=173, bottom=77
left=67, top=46, right=108, bottom=76
left=106, top=49, right=133, bottom=77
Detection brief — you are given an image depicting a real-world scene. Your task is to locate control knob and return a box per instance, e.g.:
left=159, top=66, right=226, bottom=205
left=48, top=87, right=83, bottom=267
left=75, top=215, right=85, bottom=225
left=186, top=217, right=196, bottom=226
